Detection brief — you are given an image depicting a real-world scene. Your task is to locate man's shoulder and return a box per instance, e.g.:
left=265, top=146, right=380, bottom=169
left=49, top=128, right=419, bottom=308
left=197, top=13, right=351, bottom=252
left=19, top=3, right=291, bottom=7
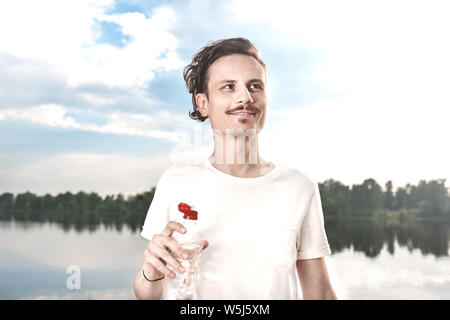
left=161, top=162, right=207, bottom=180
left=276, top=162, right=317, bottom=191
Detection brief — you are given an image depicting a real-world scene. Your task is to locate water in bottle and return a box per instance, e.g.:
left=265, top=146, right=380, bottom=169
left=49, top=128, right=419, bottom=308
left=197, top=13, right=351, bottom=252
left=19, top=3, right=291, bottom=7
left=166, top=202, right=203, bottom=300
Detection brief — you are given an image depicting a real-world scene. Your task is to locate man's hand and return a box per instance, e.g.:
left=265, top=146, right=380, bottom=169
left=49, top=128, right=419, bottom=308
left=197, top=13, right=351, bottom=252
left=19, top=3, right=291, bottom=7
left=142, top=221, right=209, bottom=280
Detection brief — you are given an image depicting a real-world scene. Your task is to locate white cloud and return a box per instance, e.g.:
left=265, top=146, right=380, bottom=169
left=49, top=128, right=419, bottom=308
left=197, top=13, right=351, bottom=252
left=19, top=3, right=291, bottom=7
left=0, top=1, right=183, bottom=87
left=0, top=105, right=78, bottom=128
left=4, top=99, right=445, bottom=192
left=227, top=0, right=450, bottom=189
left=0, top=104, right=188, bottom=142
left=78, top=93, right=115, bottom=107
left=0, top=152, right=173, bottom=197
left=22, top=104, right=80, bottom=128
left=92, top=110, right=191, bottom=141
left=1, top=0, right=448, bottom=194
left=0, top=125, right=215, bottom=196
left=230, top=0, right=450, bottom=97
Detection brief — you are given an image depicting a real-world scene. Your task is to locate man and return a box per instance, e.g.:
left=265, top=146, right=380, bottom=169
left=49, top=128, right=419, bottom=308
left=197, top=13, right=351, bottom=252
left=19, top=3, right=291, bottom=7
left=133, top=38, right=337, bottom=300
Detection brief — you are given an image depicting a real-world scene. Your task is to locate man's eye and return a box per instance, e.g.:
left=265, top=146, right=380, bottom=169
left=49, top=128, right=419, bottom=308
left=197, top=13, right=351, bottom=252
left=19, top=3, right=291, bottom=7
left=223, top=84, right=233, bottom=89
left=249, top=83, right=262, bottom=89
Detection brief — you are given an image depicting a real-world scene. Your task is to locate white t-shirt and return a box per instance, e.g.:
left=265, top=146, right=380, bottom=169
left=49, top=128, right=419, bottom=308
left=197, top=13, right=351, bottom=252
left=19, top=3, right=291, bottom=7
left=140, top=157, right=331, bottom=299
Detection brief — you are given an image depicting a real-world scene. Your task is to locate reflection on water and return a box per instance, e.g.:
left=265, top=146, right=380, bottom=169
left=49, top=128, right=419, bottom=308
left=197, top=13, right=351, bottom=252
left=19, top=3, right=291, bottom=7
left=0, top=218, right=449, bottom=299
left=326, top=218, right=450, bottom=258
left=0, top=220, right=145, bottom=300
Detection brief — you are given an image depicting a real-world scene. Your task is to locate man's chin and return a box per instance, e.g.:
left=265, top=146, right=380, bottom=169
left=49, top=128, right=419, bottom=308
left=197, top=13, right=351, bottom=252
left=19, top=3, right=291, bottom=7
left=225, top=127, right=259, bottom=137
left=211, top=125, right=263, bottom=137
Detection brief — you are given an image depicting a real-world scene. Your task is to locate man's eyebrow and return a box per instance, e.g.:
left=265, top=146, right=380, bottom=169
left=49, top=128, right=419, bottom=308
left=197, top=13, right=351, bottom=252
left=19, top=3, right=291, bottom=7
left=217, top=79, right=236, bottom=85
left=216, top=79, right=264, bottom=85
left=248, top=79, right=264, bottom=85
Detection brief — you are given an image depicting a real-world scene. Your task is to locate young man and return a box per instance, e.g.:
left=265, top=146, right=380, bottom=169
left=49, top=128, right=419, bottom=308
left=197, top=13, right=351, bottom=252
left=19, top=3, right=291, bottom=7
left=133, top=38, right=337, bottom=300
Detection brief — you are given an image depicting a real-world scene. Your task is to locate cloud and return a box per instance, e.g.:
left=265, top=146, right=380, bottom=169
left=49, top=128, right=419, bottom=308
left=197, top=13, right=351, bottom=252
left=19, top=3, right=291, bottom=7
left=19, top=105, right=79, bottom=128
left=0, top=123, right=215, bottom=196
left=0, top=152, right=173, bottom=197
left=77, top=93, right=116, bottom=107
left=0, top=0, right=448, bottom=195
left=0, top=0, right=191, bottom=148
left=220, top=0, right=450, bottom=188
left=0, top=0, right=183, bottom=87
left=0, top=52, right=176, bottom=115
left=0, top=104, right=188, bottom=142
left=228, top=0, right=450, bottom=99
left=93, top=111, right=188, bottom=141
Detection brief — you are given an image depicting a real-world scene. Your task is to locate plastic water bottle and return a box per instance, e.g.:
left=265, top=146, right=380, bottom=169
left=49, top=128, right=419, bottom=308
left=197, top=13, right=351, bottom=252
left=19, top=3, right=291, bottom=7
left=167, top=202, right=203, bottom=300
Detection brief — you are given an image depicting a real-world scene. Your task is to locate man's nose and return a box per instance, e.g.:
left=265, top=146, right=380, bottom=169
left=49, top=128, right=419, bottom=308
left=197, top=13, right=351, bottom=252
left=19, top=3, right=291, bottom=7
left=235, top=86, right=254, bottom=105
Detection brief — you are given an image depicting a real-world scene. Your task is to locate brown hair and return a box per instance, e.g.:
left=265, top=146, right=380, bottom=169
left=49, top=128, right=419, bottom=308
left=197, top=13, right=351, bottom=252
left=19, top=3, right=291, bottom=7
left=183, top=37, right=266, bottom=122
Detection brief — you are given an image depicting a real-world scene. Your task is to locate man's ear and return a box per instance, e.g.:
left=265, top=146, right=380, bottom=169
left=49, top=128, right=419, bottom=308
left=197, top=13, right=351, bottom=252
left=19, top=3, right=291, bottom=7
left=195, top=93, right=208, bottom=117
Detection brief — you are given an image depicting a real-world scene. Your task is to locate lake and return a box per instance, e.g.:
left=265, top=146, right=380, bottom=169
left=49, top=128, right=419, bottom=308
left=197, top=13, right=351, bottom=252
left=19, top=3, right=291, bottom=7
left=0, top=218, right=449, bottom=299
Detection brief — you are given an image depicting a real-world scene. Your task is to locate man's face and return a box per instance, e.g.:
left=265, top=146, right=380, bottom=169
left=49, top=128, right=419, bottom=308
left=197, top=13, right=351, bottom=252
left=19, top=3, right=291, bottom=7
left=196, top=54, right=267, bottom=135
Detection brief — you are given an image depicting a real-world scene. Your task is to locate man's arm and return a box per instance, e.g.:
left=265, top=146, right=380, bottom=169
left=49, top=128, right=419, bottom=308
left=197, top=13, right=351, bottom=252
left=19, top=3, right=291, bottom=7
left=296, top=257, right=337, bottom=300
left=133, top=265, right=165, bottom=300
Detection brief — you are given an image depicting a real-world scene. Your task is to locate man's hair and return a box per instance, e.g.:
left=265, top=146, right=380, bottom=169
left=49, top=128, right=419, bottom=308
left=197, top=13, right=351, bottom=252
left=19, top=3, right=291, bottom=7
left=183, top=37, right=266, bottom=122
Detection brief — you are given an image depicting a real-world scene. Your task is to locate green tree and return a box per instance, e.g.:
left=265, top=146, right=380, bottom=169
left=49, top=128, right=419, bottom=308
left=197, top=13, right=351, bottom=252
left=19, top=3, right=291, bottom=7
left=350, top=179, right=384, bottom=216
left=126, top=189, right=155, bottom=232
left=415, top=179, right=448, bottom=217
left=383, top=180, right=395, bottom=210
left=14, top=191, right=36, bottom=220
left=87, top=192, right=102, bottom=226
left=0, top=193, right=14, bottom=220
left=101, top=195, right=115, bottom=226
left=393, top=187, right=408, bottom=210
left=320, top=179, right=351, bottom=217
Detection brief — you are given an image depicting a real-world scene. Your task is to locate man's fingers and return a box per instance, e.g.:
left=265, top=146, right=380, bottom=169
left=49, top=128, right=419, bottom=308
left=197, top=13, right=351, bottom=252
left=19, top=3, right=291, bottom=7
left=148, top=242, right=185, bottom=275
left=161, top=221, right=186, bottom=237
left=152, top=235, right=187, bottom=260
left=146, top=254, right=176, bottom=279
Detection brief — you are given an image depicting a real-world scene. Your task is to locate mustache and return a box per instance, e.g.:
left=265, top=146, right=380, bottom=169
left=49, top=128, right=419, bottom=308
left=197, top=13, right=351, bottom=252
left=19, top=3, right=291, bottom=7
left=227, top=105, right=259, bottom=113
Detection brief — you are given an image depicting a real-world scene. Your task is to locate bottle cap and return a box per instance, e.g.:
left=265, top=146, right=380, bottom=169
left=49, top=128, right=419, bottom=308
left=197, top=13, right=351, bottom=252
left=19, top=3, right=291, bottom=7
left=178, top=202, right=198, bottom=220
left=178, top=202, right=191, bottom=213
left=184, top=210, right=198, bottom=220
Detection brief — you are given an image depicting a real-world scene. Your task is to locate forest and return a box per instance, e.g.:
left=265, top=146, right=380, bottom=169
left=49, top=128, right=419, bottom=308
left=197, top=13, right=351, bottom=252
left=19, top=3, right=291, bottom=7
left=319, top=178, right=449, bottom=219
left=0, top=178, right=448, bottom=232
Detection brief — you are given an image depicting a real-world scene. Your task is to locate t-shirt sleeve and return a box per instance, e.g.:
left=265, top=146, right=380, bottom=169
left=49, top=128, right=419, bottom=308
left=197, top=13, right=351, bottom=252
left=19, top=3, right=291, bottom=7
left=140, top=169, right=172, bottom=241
left=296, top=182, right=332, bottom=260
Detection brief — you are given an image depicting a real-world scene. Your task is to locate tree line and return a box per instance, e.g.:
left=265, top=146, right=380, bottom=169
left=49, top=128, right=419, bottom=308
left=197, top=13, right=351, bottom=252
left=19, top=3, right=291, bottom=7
left=0, top=178, right=448, bottom=232
left=0, top=189, right=155, bottom=232
left=319, top=178, right=450, bottom=218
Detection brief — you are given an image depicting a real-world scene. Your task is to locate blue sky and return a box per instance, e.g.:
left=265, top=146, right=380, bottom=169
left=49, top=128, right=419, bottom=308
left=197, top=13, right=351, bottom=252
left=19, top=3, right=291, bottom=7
left=0, top=0, right=449, bottom=196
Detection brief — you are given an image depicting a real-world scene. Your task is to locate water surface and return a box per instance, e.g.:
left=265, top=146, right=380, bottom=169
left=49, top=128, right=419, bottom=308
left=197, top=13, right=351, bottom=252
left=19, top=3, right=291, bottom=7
left=0, top=219, right=449, bottom=299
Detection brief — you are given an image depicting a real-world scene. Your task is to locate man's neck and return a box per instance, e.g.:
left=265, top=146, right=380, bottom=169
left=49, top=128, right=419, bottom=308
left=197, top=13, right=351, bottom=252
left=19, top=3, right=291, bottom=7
left=209, top=129, right=273, bottom=178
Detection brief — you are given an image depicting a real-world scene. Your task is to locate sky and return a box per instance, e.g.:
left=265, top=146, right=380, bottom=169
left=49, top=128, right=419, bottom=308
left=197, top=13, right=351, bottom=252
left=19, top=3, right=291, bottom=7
left=0, top=0, right=449, bottom=197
